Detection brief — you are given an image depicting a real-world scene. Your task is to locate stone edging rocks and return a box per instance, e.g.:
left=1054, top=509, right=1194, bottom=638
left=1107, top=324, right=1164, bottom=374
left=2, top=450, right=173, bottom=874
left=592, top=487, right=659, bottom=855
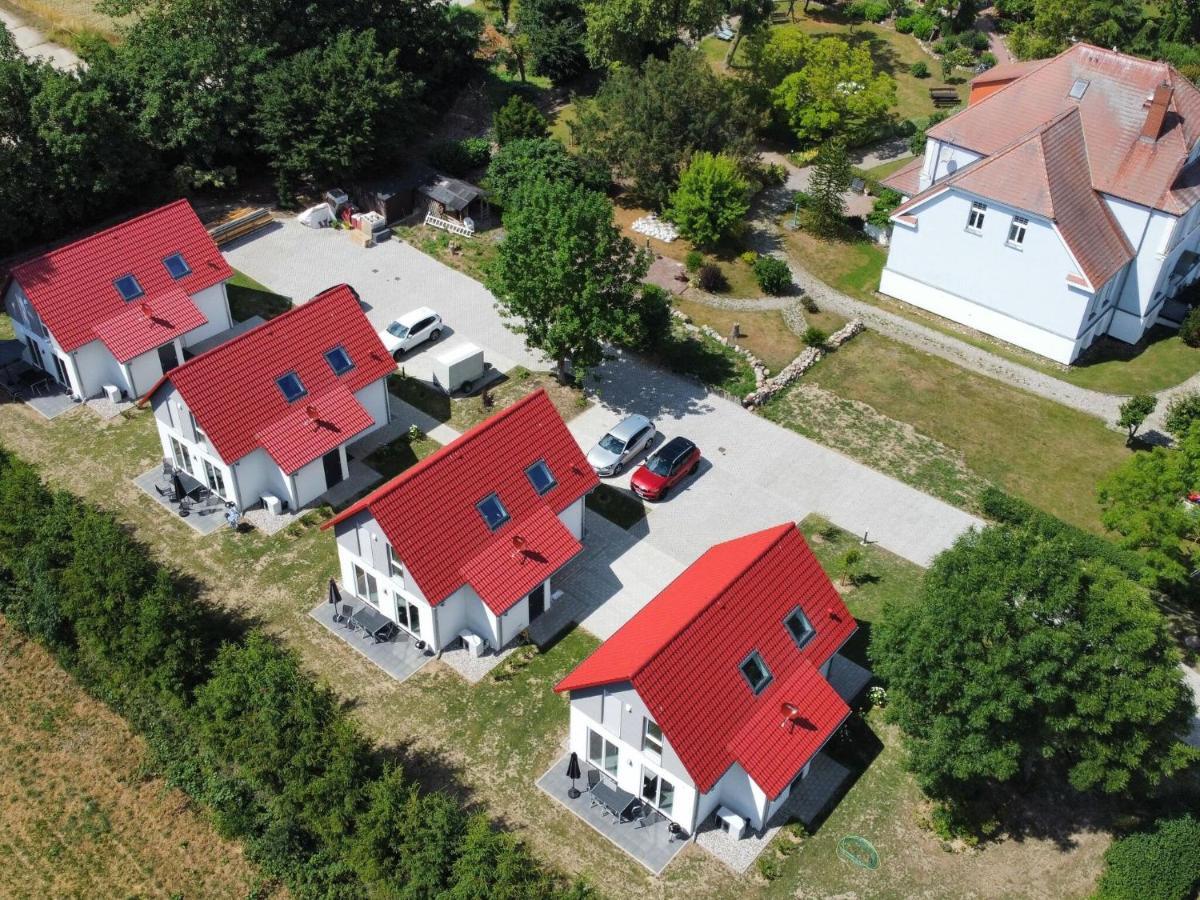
left=743, top=320, right=865, bottom=409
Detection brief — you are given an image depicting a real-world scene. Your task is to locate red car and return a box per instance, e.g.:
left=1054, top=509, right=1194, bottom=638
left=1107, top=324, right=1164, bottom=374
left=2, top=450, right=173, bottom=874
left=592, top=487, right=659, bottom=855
left=630, top=436, right=701, bottom=500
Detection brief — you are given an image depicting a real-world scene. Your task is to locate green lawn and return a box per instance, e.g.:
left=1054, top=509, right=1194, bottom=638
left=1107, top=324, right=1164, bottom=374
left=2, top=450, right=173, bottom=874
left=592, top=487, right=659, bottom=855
left=859, top=156, right=915, bottom=182
left=388, top=367, right=589, bottom=433
left=781, top=225, right=888, bottom=302
left=656, top=320, right=758, bottom=397
left=0, top=313, right=13, bottom=341
left=392, top=222, right=502, bottom=284
left=798, top=331, right=1130, bottom=532
left=226, top=268, right=292, bottom=322
left=675, top=299, right=810, bottom=373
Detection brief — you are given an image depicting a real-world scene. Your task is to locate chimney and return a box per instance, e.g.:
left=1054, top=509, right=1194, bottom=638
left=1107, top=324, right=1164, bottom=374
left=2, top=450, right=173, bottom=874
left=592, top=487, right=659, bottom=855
left=1141, top=81, right=1173, bottom=142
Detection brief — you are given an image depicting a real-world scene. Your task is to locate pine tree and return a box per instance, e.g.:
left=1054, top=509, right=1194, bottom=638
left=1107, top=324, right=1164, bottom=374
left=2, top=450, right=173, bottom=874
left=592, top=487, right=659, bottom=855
left=806, top=139, right=851, bottom=238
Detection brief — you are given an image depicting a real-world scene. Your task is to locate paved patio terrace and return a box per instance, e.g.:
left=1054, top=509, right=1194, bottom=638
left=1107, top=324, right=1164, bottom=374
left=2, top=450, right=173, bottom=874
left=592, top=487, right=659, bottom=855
left=537, top=754, right=688, bottom=875
left=309, top=596, right=433, bottom=684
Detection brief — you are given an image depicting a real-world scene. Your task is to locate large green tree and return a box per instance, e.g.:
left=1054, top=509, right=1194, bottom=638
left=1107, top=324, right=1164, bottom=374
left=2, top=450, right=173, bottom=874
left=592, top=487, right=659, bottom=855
left=805, top=139, right=851, bottom=237
left=1008, top=0, right=1149, bottom=58
left=580, top=0, right=724, bottom=66
left=483, top=137, right=603, bottom=208
left=667, top=151, right=751, bottom=247
left=487, top=179, right=650, bottom=381
left=571, top=45, right=759, bottom=208
left=873, top=525, right=1198, bottom=802
left=770, top=35, right=896, bottom=145
left=518, top=0, right=589, bottom=84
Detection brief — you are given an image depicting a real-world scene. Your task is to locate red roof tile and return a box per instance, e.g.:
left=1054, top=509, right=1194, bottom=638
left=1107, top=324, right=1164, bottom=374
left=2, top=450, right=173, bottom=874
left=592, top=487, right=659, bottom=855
left=141, top=284, right=394, bottom=471
left=323, top=389, right=598, bottom=613
left=556, top=524, right=857, bottom=798
left=91, top=286, right=207, bottom=364
left=880, top=155, right=924, bottom=197
left=10, top=200, right=231, bottom=354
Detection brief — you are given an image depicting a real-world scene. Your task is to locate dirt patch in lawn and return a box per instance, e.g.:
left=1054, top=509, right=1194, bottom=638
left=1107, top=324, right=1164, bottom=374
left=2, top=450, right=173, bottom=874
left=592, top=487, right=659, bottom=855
left=0, top=620, right=272, bottom=899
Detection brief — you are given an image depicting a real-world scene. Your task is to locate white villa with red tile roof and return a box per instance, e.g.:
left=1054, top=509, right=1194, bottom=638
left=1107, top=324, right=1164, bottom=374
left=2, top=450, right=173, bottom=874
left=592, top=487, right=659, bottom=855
left=554, top=523, right=870, bottom=840
left=321, top=389, right=598, bottom=655
left=881, top=44, right=1200, bottom=363
left=3, top=200, right=234, bottom=399
left=139, top=284, right=394, bottom=512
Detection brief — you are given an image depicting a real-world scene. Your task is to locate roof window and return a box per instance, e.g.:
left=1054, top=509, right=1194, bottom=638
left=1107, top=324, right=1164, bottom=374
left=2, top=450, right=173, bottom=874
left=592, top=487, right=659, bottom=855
left=276, top=371, right=306, bottom=402
left=114, top=274, right=144, bottom=301
left=476, top=493, right=510, bottom=531
left=739, top=650, right=773, bottom=695
left=525, top=459, right=556, bottom=495
left=1069, top=79, right=1089, bottom=100
left=162, top=253, right=191, bottom=279
left=784, top=607, right=815, bottom=648
left=324, top=346, right=354, bottom=376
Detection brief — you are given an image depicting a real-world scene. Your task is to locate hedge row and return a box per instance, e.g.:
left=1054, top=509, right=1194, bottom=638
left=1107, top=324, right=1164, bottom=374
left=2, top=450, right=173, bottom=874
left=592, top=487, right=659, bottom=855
left=1095, top=815, right=1200, bottom=900
left=0, top=446, right=586, bottom=900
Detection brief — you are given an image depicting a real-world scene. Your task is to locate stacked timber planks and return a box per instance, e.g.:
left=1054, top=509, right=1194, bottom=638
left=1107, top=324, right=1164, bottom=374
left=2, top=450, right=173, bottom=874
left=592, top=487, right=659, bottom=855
left=206, top=207, right=274, bottom=246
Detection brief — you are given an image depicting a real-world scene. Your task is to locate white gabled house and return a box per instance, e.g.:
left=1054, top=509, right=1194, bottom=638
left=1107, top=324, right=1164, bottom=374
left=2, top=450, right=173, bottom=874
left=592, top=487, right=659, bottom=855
left=881, top=44, right=1200, bottom=363
left=138, top=284, right=394, bottom=512
left=320, top=389, right=598, bottom=654
left=554, top=523, right=870, bottom=839
left=3, top=199, right=234, bottom=399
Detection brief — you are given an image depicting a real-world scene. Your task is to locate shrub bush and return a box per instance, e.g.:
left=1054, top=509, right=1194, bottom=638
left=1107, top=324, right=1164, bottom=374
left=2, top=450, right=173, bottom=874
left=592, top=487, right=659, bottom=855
left=801, top=295, right=819, bottom=313
left=753, top=255, right=792, bottom=295
left=428, top=137, right=492, bottom=177
left=1180, top=305, right=1200, bottom=347
left=1164, top=391, right=1200, bottom=436
left=1095, top=815, right=1200, bottom=900
left=638, top=284, right=674, bottom=351
left=741, top=250, right=759, bottom=266
left=910, top=60, right=930, bottom=78
left=684, top=249, right=704, bottom=271
left=698, top=264, right=727, bottom=292
left=847, top=0, right=890, bottom=22
left=979, top=50, right=997, bottom=68
left=803, top=325, right=828, bottom=346
left=966, top=30, right=990, bottom=51
left=492, top=94, right=549, bottom=145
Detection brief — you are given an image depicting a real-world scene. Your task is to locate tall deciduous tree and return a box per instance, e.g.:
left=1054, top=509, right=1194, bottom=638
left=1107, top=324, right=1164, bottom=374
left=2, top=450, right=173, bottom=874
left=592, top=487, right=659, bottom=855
left=483, top=137, right=602, bottom=208
left=668, top=151, right=751, bottom=247
left=519, top=0, right=589, bottom=84
left=487, top=179, right=649, bottom=381
left=580, top=0, right=724, bottom=65
left=873, top=525, right=1198, bottom=804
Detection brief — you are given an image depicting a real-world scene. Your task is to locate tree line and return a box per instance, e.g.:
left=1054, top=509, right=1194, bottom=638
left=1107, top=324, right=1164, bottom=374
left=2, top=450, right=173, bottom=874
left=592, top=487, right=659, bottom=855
left=0, top=0, right=482, bottom=257
left=0, top=446, right=587, bottom=899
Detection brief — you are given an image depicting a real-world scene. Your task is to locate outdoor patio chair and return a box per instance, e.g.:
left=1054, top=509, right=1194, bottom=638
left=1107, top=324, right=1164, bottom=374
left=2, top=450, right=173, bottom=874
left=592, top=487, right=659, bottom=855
left=586, top=769, right=602, bottom=791
left=161, top=459, right=174, bottom=476
left=338, top=603, right=356, bottom=629
left=634, top=809, right=661, bottom=830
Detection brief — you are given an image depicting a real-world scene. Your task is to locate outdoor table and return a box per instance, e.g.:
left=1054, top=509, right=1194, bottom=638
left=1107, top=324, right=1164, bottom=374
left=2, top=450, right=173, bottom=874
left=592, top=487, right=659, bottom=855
left=175, top=469, right=206, bottom=498
left=590, top=780, right=637, bottom=823
left=350, top=605, right=394, bottom=641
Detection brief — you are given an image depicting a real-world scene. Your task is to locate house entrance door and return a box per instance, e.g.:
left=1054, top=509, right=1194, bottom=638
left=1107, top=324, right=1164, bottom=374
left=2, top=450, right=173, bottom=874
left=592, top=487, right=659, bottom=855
left=322, top=449, right=345, bottom=489
left=528, top=582, right=546, bottom=621
left=157, top=342, right=181, bottom=373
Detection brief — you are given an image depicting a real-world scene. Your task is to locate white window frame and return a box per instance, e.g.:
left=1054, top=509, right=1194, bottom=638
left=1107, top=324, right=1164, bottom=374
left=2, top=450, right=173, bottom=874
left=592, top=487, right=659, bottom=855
left=170, top=437, right=193, bottom=475
left=1006, top=216, right=1028, bottom=247
left=587, top=728, right=619, bottom=778
left=190, top=411, right=208, bottom=445
left=966, top=201, right=987, bottom=234
left=386, top=544, right=405, bottom=582
left=202, top=458, right=227, bottom=499
left=640, top=765, right=675, bottom=815
left=353, top=563, right=379, bottom=606
left=642, top=718, right=664, bottom=759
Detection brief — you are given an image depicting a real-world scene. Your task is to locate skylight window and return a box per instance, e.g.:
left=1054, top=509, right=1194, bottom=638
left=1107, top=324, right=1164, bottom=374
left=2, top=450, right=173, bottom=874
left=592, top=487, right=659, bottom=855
left=784, top=607, right=815, bottom=648
left=476, top=493, right=510, bottom=531
left=114, top=274, right=144, bottom=301
left=1069, top=79, right=1089, bottom=100
left=324, top=346, right=354, bottom=375
left=525, top=459, right=556, bottom=495
left=162, top=253, right=191, bottom=279
left=739, top=651, right=773, bottom=695
left=275, top=371, right=306, bottom=402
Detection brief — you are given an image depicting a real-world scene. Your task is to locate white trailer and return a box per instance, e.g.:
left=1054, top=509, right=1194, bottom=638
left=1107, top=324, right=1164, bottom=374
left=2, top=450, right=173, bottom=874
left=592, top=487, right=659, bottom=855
left=432, top=342, right=485, bottom=394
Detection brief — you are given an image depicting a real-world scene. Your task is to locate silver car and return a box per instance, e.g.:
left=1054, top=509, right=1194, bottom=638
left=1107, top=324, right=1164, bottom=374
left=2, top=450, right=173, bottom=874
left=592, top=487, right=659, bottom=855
left=587, top=414, right=657, bottom=477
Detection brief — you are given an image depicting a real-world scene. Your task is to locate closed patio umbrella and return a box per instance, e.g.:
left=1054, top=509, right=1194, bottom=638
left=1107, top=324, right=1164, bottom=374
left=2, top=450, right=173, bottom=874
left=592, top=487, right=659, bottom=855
left=566, top=751, right=582, bottom=799
left=328, top=578, right=342, bottom=606
left=171, top=472, right=185, bottom=502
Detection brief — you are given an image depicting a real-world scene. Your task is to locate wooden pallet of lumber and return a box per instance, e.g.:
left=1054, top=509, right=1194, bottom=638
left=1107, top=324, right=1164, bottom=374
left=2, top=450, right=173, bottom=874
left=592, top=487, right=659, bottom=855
left=206, top=207, right=274, bottom=246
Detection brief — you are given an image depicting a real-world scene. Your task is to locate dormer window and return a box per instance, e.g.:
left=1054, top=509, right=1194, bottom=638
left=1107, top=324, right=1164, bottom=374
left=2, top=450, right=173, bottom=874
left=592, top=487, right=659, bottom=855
left=784, top=607, right=815, bottom=648
left=162, top=253, right=191, bottom=279
left=966, top=202, right=987, bottom=233
left=275, top=371, right=306, bottom=402
left=525, top=459, right=556, bottom=495
left=1007, top=216, right=1028, bottom=247
left=324, top=346, right=354, bottom=375
left=476, top=493, right=509, bottom=531
left=739, top=650, right=772, bottom=694
left=114, top=274, right=144, bottom=301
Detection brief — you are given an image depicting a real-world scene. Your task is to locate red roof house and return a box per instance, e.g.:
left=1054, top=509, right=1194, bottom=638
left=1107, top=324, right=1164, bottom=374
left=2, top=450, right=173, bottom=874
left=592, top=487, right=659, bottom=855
left=321, top=389, right=598, bottom=653
left=554, top=523, right=867, bottom=838
left=2, top=200, right=234, bottom=400
left=140, top=284, right=395, bottom=513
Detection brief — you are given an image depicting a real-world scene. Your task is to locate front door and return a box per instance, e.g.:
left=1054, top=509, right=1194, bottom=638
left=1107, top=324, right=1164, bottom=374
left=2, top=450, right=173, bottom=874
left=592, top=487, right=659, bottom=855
left=157, top=342, right=181, bottom=373
left=322, top=449, right=344, bottom=489
left=528, top=582, right=546, bottom=621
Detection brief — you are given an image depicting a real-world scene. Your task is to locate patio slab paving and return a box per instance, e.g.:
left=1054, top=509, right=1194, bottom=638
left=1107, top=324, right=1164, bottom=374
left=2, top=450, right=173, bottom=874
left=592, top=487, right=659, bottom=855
left=133, top=467, right=230, bottom=536
left=537, top=753, right=687, bottom=875
left=309, top=597, right=433, bottom=684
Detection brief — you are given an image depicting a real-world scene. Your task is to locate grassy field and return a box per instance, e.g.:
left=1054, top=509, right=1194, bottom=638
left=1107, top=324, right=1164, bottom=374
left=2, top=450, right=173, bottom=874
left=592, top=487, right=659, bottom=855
left=657, top=319, right=759, bottom=397
left=226, top=268, right=292, bottom=323
left=0, top=0, right=126, bottom=44
left=675, top=299, right=807, bottom=373
left=781, top=226, right=888, bottom=302
left=796, top=331, right=1130, bottom=532
left=392, top=222, right=503, bottom=284
left=0, top=620, right=271, bottom=899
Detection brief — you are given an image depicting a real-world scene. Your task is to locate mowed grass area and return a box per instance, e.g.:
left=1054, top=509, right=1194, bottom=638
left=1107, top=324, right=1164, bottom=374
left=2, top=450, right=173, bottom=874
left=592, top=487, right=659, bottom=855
left=781, top=225, right=888, bottom=302
left=674, top=298, right=809, bottom=373
left=392, top=222, right=502, bottom=284
left=0, top=620, right=270, bottom=899
left=226, top=267, right=292, bottom=322
left=801, top=332, right=1131, bottom=531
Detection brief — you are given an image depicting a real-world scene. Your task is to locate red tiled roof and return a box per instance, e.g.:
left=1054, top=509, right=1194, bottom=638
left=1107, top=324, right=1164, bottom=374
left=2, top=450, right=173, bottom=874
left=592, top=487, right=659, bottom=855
left=91, top=286, right=208, bottom=363
left=140, top=284, right=394, bottom=472
left=323, top=389, right=598, bottom=614
left=10, top=200, right=231, bottom=355
left=880, top=155, right=924, bottom=197
left=970, top=59, right=1044, bottom=86
left=928, top=43, right=1200, bottom=214
left=556, top=524, right=857, bottom=798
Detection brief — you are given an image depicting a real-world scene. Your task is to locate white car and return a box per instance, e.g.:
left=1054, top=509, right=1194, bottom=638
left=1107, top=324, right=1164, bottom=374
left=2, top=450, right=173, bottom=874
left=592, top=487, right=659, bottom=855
left=379, top=307, right=443, bottom=359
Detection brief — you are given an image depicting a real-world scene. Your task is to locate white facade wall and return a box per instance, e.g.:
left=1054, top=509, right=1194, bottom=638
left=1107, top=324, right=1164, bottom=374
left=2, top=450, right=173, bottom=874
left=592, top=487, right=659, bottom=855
left=353, top=379, right=390, bottom=438
left=919, top=139, right=982, bottom=191
left=73, top=338, right=132, bottom=398
left=151, top=387, right=239, bottom=502
left=182, top=283, right=233, bottom=347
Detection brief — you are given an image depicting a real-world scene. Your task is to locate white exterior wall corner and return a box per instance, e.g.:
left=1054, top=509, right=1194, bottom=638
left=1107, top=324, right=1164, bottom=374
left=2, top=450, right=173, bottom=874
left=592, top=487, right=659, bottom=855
left=182, top=282, right=233, bottom=347
left=352, top=378, right=390, bottom=442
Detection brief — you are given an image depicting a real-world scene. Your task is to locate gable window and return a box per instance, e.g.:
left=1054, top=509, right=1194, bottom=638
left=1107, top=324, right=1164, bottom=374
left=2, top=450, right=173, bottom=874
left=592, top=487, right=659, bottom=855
left=275, top=371, right=306, bottom=402
left=162, top=253, right=191, bottom=279
left=642, top=718, right=664, bottom=759
left=525, top=459, right=556, bottom=495
left=190, top=411, right=208, bottom=445
left=324, top=346, right=354, bottom=375
left=966, top=202, right=987, bottom=233
left=1007, top=216, right=1028, bottom=247
left=739, top=650, right=773, bottom=694
left=386, top=544, right=404, bottom=581
left=588, top=729, right=619, bottom=778
left=476, top=493, right=510, bottom=531
left=114, top=274, right=144, bottom=301
left=784, top=607, right=815, bottom=648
